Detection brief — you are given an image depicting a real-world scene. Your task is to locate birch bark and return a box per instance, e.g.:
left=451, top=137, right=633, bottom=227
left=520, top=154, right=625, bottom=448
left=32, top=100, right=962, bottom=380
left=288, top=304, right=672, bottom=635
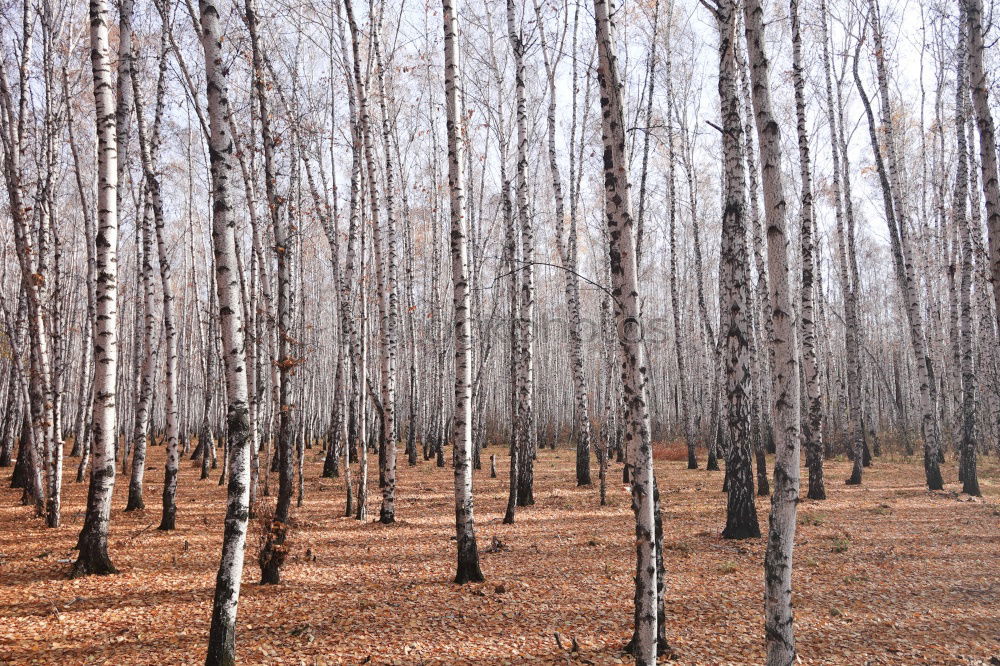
left=201, top=0, right=254, bottom=660
left=74, top=0, right=121, bottom=576
left=443, top=0, right=485, bottom=585
left=594, top=0, right=659, bottom=659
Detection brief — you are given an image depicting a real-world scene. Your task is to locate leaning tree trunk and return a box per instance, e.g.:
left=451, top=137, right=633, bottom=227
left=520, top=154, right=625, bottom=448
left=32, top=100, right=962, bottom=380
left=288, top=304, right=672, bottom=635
left=743, top=0, right=802, bottom=660
left=818, top=0, right=864, bottom=485
left=131, top=33, right=182, bottom=531
left=126, top=33, right=168, bottom=513
left=442, top=0, right=484, bottom=586
left=245, top=0, right=294, bottom=586
left=126, top=200, right=155, bottom=511
left=965, top=0, right=1000, bottom=339
left=594, top=0, right=661, bottom=661
left=507, top=0, right=535, bottom=508
left=714, top=0, right=759, bottom=541
left=954, top=2, right=980, bottom=497
left=533, top=0, right=592, bottom=486
left=74, top=0, right=120, bottom=577
left=0, top=3, right=56, bottom=526
left=201, top=0, right=254, bottom=661
left=861, top=0, right=943, bottom=490
left=791, top=0, right=823, bottom=503
left=371, top=25, right=400, bottom=525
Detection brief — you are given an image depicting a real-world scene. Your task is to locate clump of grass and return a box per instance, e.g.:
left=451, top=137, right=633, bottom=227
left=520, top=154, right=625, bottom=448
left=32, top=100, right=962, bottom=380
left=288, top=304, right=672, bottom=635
left=664, top=540, right=692, bottom=556
left=799, top=512, right=825, bottom=526
left=831, top=537, right=850, bottom=554
left=869, top=503, right=892, bottom=516
left=829, top=607, right=843, bottom=617
left=718, top=561, right=738, bottom=575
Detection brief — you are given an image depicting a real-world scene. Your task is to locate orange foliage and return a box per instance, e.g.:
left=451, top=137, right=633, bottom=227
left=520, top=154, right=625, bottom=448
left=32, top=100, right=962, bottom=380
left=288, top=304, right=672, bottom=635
left=652, top=439, right=689, bottom=461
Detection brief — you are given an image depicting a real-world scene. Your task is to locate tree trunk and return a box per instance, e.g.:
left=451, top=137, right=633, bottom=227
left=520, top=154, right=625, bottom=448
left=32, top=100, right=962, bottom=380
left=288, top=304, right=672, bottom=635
left=443, top=0, right=485, bottom=585
left=743, top=0, right=802, bottom=660
left=201, top=0, right=254, bottom=660
left=714, top=0, right=759, bottom=541
left=74, top=0, right=120, bottom=577
left=954, top=2, right=980, bottom=497
left=594, top=0, right=661, bottom=660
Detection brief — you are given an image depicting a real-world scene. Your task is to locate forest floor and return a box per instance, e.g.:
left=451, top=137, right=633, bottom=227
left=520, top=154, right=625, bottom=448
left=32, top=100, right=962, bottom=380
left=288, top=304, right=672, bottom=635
left=0, top=443, right=998, bottom=665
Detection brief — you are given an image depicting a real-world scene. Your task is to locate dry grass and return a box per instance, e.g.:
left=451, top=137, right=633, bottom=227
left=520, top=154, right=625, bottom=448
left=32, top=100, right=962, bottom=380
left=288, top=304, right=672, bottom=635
left=652, top=440, right=690, bottom=462
left=0, top=445, right=998, bottom=664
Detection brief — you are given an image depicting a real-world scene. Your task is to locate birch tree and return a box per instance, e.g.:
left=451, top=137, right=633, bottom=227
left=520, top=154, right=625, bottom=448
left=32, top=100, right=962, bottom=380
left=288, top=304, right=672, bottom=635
left=742, top=0, right=801, bottom=659
left=965, top=0, right=1000, bottom=333
left=953, top=0, right=979, bottom=497
left=74, top=0, right=121, bottom=576
left=594, top=0, right=660, bottom=660
left=443, top=0, right=484, bottom=585
left=200, top=0, right=255, bottom=659
left=707, top=0, right=760, bottom=541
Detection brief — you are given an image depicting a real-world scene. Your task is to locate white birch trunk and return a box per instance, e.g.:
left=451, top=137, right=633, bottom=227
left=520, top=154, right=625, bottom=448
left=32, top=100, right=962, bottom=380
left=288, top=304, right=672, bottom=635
left=507, top=0, right=535, bottom=508
left=742, top=0, right=802, bottom=660
left=594, top=0, right=658, bottom=660
left=965, top=0, right=1000, bottom=335
left=954, top=2, right=980, bottom=496
left=443, top=0, right=484, bottom=585
left=74, top=0, right=120, bottom=576
left=201, top=0, right=254, bottom=661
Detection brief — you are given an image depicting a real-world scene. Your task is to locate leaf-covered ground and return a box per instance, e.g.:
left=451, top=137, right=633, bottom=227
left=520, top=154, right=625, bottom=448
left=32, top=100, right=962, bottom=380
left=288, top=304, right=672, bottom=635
left=0, top=444, right=998, bottom=664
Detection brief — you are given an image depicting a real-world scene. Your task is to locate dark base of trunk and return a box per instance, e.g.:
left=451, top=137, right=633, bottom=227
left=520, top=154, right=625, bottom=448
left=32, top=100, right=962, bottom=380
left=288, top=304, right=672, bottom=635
left=924, top=462, right=944, bottom=491
left=807, top=477, right=827, bottom=500
left=687, top=451, right=698, bottom=470
left=321, top=453, right=339, bottom=478
left=379, top=508, right=395, bottom=524
left=722, top=471, right=760, bottom=539
left=205, top=616, right=237, bottom=666
left=158, top=508, right=176, bottom=531
left=623, top=635, right=673, bottom=659
left=259, top=518, right=288, bottom=584
left=962, top=478, right=981, bottom=496
left=576, top=447, right=591, bottom=486
left=757, top=478, right=770, bottom=496
left=124, top=490, right=145, bottom=512
left=454, top=538, right=484, bottom=584
left=259, top=563, right=281, bottom=585
left=71, top=534, right=117, bottom=578
left=721, top=521, right=761, bottom=539
left=706, top=453, right=720, bottom=471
